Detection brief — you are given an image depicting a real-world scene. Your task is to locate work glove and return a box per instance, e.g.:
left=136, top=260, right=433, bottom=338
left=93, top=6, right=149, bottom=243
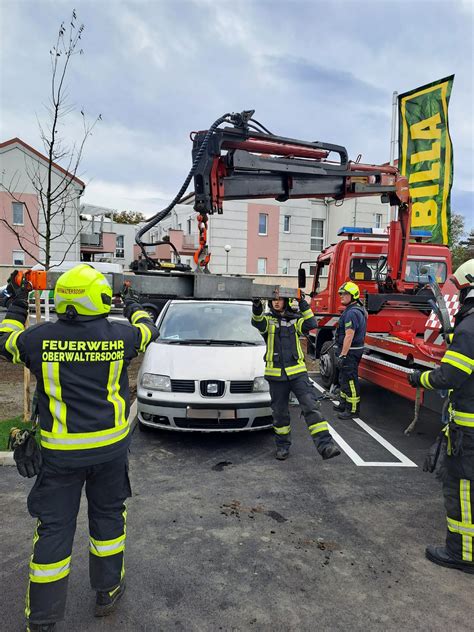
left=407, top=370, right=422, bottom=388
left=8, top=428, right=42, bottom=478
left=5, top=270, right=30, bottom=306
left=120, top=282, right=141, bottom=307
left=337, top=355, right=348, bottom=370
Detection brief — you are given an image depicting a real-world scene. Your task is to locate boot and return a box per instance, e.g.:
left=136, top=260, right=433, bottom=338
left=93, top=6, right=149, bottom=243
left=338, top=406, right=359, bottom=420
left=27, top=624, right=56, bottom=632
left=275, top=447, right=290, bottom=460
left=95, top=580, right=126, bottom=617
left=333, top=400, right=345, bottom=412
left=319, top=442, right=341, bottom=460
left=425, top=546, right=474, bottom=574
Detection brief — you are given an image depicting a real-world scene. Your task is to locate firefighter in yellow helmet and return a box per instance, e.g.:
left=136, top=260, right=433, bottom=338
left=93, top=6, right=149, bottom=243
left=0, top=264, right=159, bottom=631
left=333, top=281, right=368, bottom=419
left=408, top=259, right=474, bottom=574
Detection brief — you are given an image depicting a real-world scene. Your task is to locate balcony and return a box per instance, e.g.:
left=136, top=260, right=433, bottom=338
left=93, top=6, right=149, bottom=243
left=81, top=232, right=102, bottom=247
left=80, top=231, right=116, bottom=253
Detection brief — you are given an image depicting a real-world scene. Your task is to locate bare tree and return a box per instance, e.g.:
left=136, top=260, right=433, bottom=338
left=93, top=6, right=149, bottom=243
left=0, top=9, right=101, bottom=270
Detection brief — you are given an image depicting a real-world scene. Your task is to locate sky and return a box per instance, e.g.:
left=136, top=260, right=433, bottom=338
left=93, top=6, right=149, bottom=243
left=1, top=0, right=473, bottom=228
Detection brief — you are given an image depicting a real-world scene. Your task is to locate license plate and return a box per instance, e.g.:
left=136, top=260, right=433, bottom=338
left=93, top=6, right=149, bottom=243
left=186, top=408, right=236, bottom=420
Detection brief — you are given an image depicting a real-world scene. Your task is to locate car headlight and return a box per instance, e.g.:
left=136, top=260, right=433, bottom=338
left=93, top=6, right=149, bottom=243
left=253, top=377, right=269, bottom=392
left=141, top=373, right=171, bottom=391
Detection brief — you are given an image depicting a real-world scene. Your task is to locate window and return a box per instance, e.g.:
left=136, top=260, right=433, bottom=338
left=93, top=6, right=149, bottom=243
left=283, top=215, right=291, bottom=233
left=350, top=257, right=387, bottom=282
left=282, top=259, right=290, bottom=275
left=405, top=260, right=447, bottom=284
left=12, top=202, right=24, bottom=225
left=115, top=235, right=125, bottom=259
left=187, top=218, right=192, bottom=235
left=310, top=219, right=324, bottom=251
left=258, top=213, right=268, bottom=235
left=375, top=213, right=383, bottom=229
left=12, top=250, right=25, bottom=265
left=257, top=258, right=267, bottom=274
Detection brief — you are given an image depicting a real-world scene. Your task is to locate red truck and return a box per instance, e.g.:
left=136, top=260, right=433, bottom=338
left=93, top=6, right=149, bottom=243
left=301, top=228, right=455, bottom=411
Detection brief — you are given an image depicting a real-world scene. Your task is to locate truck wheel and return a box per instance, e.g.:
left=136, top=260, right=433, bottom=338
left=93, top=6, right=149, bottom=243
left=320, top=340, right=336, bottom=389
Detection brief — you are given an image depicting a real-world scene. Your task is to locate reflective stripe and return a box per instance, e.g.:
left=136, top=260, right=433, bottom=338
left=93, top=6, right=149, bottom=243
left=107, top=360, right=126, bottom=426
left=274, top=425, right=291, bottom=435
left=131, top=310, right=151, bottom=325
left=6, top=330, right=22, bottom=363
left=308, top=421, right=329, bottom=435
left=90, top=533, right=126, bottom=557
left=266, top=323, right=275, bottom=368
left=285, top=364, right=307, bottom=376
left=40, top=422, right=129, bottom=451
left=348, top=380, right=359, bottom=412
left=420, top=371, right=433, bottom=389
left=42, top=362, right=67, bottom=433
left=25, top=521, right=41, bottom=618
left=0, top=318, right=25, bottom=333
left=301, top=308, right=313, bottom=320
left=452, top=410, right=474, bottom=428
left=460, top=480, right=473, bottom=561
left=252, top=312, right=265, bottom=322
left=265, top=367, right=282, bottom=377
left=447, top=517, right=474, bottom=537
left=136, top=323, right=152, bottom=352
left=29, top=556, right=71, bottom=583
left=442, top=350, right=473, bottom=375
left=121, top=509, right=127, bottom=580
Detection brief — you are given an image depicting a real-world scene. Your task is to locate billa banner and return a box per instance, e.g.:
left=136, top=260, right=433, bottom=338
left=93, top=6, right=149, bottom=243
left=398, top=75, right=454, bottom=244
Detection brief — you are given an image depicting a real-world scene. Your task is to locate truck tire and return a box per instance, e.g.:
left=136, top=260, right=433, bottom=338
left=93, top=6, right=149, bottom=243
left=320, top=340, right=336, bottom=389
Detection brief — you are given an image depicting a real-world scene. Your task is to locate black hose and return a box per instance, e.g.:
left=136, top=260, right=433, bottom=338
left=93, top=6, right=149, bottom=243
left=135, top=112, right=233, bottom=261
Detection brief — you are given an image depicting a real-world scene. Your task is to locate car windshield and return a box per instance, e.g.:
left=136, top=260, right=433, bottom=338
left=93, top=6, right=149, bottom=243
left=157, top=302, right=264, bottom=345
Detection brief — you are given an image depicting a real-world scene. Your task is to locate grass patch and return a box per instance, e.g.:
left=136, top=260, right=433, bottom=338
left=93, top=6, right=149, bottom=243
left=0, top=417, right=34, bottom=451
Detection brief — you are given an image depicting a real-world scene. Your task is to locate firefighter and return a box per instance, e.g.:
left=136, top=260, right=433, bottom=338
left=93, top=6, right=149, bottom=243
left=252, top=294, right=340, bottom=461
left=0, top=264, right=159, bottom=631
left=333, top=281, right=368, bottom=419
left=408, top=259, right=474, bottom=574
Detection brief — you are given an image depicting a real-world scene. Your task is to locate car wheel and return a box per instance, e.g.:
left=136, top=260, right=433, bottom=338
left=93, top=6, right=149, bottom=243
left=320, top=340, right=336, bottom=389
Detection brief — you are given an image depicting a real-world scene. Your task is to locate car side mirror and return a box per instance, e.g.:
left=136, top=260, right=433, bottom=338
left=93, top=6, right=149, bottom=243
left=298, top=267, right=306, bottom=289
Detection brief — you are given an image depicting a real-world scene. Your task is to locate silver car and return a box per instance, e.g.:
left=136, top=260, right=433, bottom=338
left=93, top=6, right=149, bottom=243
left=137, top=300, right=273, bottom=432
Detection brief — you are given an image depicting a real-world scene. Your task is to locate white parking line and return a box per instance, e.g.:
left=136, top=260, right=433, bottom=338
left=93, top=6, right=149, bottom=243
left=311, top=380, right=417, bottom=468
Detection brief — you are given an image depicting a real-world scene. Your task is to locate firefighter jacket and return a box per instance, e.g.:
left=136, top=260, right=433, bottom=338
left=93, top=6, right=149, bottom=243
left=418, top=308, right=474, bottom=456
left=335, top=302, right=367, bottom=352
left=0, top=300, right=158, bottom=467
left=252, top=299, right=317, bottom=381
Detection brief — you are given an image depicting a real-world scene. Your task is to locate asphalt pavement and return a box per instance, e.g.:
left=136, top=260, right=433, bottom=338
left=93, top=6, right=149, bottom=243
left=0, top=377, right=472, bottom=631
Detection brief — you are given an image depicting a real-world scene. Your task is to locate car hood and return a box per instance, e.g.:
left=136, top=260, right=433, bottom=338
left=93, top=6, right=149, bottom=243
left=141, top=343, right=266, bottom=380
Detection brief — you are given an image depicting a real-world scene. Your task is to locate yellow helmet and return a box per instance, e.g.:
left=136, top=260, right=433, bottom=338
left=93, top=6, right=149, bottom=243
left=338, top=281, right=360, bottom=301
left=54, top=264, right=112, bottom=317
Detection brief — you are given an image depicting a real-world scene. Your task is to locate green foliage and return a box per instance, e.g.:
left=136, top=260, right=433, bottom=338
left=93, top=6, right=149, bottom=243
left=111, top=211, right=147, bottom=225
left=449, top=213, right=471, bottom=271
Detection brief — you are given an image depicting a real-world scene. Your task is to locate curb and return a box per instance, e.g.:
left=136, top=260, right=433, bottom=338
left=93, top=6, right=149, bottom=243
left=0, top=399, right=138, bottom=467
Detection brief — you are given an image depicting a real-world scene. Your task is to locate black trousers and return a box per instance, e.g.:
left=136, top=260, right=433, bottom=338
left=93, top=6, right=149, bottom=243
left=442, top=456, right=474, bottom=564
left=269, top=373, right=333, bottom=451
left=338, top=351, right=363, bottom=414
left=25, top=455, right=131, bottom=625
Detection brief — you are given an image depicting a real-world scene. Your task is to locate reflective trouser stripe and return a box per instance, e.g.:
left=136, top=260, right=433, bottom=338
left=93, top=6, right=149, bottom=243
left=460, top=480, right=473, bottom=561
left=42, top=362, right=67, bottom=433
left=107, top=360, right=126, bottom=426
left=308, top=421, right=329, bottom=436
left=131, top=310, right=151, bottom=325
left=274, top=425, right=291, bottom=435
left=90, top=534, right=126, bottom=557
left=136, top=323, right=152, bottom=352
left=420, top=371, right=433, bottom=389
left=29, top=556, right=71, bottom=583
left=5, top=330, right=22, bottom=363
left=25, top=522, right=40, bottom=619
left=347, top=380, right=360, bottom=412
left=121, top=509, right=127, bottom=580
left=0, top=318, right=24, bottom=333
left=40, top=422, right=129, bottom=450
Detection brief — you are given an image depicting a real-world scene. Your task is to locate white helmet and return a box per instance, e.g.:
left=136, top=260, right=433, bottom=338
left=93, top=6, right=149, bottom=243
left=451, top=259, right=474, bottom=302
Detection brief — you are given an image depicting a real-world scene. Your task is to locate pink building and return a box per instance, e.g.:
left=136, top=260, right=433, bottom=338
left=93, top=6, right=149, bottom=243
left=0, top=138, right=85, bottom=275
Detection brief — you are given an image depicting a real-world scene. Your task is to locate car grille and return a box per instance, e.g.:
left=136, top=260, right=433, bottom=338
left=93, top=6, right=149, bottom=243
left=174, top=418, right=249, bottom=430
left=171, top=380, right=195, bottom=393
left=251, top=415, right=273, bottom=427
left=200, top=380, right=225, bottom=397
left=229, top=380, right=254, bottom=393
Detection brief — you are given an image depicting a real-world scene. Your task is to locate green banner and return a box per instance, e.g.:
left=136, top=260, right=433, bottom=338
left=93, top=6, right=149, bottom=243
left=398, top=75, right=454, bottom=244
